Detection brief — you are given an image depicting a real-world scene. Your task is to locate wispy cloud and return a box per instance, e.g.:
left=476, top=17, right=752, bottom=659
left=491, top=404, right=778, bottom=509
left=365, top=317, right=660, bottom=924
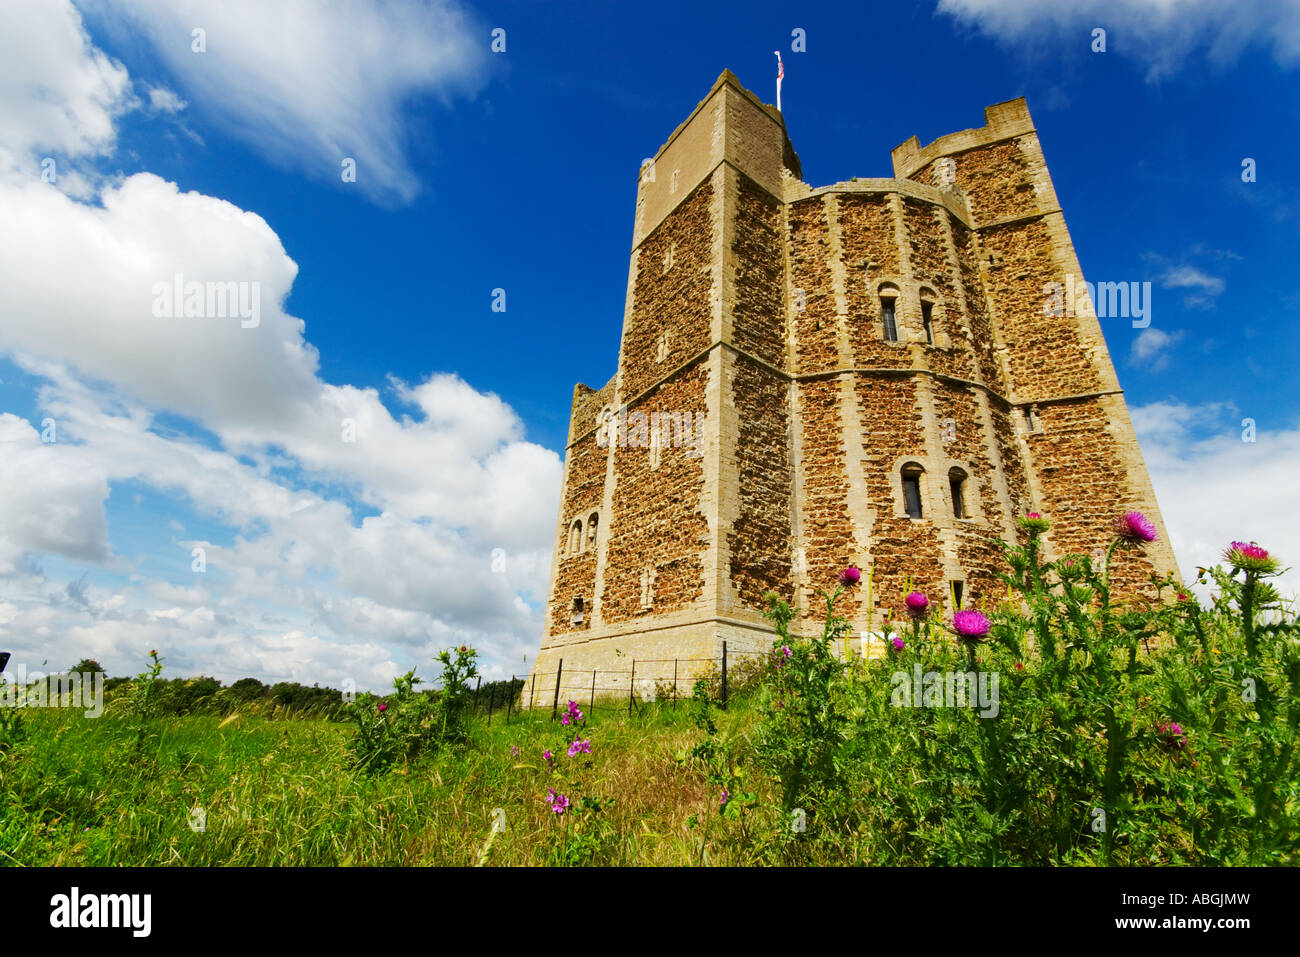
left=1142, top=247, right=1235, bottom=310
left=936, top=0, right=1300, bottom=80
left=1130, top=327, right=1184, bottom=371
left=81, top=0, right=491, bottom=207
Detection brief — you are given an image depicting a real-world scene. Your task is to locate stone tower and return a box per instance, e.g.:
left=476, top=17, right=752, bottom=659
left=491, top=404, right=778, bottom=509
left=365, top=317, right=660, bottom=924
left=527, top=70, right=1178, bottom=702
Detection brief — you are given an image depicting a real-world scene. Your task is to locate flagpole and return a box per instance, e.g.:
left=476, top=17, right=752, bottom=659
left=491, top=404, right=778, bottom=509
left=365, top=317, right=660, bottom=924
left=773, top=51, right=783, bottom=112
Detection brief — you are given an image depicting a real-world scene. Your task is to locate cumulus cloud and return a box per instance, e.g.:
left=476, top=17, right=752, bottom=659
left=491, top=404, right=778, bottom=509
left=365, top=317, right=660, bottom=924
left=0, top=2, right=558, bottom=689
left=0, top=1, right=132, bottom=167
left=0, top=413, right=110, bottom=574
left=936, top=0, right=1300, bottom=79
left=81, top=0, right=491, bottom=206
left=1131, top=400, right=1300, bottom=601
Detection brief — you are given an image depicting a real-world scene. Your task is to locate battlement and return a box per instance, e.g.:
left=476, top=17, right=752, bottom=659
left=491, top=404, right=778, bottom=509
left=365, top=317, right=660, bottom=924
left=891, top=97, right=1036, bottom=179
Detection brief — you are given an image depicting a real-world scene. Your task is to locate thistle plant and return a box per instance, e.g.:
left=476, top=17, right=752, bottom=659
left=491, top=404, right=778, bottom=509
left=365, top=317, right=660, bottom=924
left=755, top=578, right=853, bottom=830
left=129, top=650, right=166, bottom=752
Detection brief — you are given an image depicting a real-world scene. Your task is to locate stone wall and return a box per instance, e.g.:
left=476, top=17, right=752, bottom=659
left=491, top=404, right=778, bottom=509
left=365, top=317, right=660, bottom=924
left=601, top=360, right=710, bottom=623
left=730, top=175, right=786, bottom=369
left=726, top=353, right=794, bottom=611
left=622, top=178, right=715, bottom=400
left=854, top=375, right=947, bottom=621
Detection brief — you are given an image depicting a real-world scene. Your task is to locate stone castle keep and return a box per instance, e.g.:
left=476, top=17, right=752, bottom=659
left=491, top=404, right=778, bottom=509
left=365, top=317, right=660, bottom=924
left=527, top=70, right=1178, bottom=700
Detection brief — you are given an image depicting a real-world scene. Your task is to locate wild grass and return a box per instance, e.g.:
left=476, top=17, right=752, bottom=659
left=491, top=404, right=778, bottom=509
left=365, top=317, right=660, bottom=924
left=0, top=695, right=767, bottom=866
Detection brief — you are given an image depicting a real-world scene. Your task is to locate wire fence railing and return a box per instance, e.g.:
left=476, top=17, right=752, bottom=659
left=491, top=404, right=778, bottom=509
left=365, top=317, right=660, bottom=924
left=476, top=642, right=785, bottom=724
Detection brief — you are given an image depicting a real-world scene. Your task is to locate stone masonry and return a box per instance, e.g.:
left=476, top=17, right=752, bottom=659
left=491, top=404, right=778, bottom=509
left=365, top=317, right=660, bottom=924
left=526, top=70, right=1179, bottom=705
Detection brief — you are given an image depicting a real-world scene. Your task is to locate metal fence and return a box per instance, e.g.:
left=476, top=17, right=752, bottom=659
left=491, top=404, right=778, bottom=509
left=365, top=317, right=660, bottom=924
left=482, top=642, right=783, bottom=724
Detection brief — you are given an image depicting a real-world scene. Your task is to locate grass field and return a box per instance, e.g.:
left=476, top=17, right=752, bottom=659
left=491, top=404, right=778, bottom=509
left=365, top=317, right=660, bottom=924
left=0, top=695, right=763, bottom=867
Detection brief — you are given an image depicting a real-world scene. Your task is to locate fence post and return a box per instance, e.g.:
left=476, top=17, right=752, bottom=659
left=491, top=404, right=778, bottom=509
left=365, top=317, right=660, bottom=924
left=551, top=658, right=563, bottom=721
left=590, top=670, right=596, bottom=713
left=474, top=675, right=481, bottom=710
left=628, top=660, right=636, bottom=715
left=487, top=682, right=496, bottom=723
left=673, top=659, right=678, bottom=708
left=721, top=641, right=728, bottom=711
left=529, top=672, right=536, bottom=710
left=507, top=675, right=514, bottom=722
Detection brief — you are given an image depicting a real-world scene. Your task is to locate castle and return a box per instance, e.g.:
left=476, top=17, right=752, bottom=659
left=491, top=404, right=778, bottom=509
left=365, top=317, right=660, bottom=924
left=526, top=70, right=1178, bottom=701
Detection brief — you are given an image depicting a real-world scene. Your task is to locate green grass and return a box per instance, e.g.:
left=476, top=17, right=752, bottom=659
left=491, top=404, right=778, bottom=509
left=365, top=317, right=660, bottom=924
left=0, top=696, right=761, bottom=866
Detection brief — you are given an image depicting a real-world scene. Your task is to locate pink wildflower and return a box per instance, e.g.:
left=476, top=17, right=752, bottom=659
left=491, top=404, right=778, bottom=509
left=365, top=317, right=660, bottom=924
left=952, top=609, right=991, bottom=641
left=1115, top=511, right=1158, bottom=544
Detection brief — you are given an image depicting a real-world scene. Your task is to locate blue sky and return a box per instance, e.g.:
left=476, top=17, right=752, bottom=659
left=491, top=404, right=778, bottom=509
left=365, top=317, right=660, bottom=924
left=1, top=0, right=1297, bottom=690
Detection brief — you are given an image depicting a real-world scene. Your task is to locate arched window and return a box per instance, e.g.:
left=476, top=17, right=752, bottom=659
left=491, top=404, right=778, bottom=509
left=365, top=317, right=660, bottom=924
left=901, top=463, right=924, bottom=519
left=949, top=467, right=968, bottom=519
left=920, top=288, right=937, bottom=345
left=878, top=283, right=900, bottom=342
left=568, top=520, right=583, bottom=555
left=571, top=596, right=584, bottom=625
left=587, top=512, right=599, bottom=548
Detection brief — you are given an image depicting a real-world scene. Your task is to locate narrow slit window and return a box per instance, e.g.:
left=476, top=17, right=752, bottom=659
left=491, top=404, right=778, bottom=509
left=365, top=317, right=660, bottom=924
left=902, top=466, right=923, bottom=519
left=587, top=513, right=599, bottom=548
left=922, top=300, right=935, bottom=345
left=952, top=581, right=964, bottom=608
left=882, top=297, right=898, bottom=342
left=949, top=468, right=967, bottom=519
left=571, top=596, right=584, bottom=625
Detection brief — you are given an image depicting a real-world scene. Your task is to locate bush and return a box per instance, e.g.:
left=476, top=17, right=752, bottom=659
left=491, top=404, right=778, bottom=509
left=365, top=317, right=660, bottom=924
left=345, top=645, right=479, bottom=774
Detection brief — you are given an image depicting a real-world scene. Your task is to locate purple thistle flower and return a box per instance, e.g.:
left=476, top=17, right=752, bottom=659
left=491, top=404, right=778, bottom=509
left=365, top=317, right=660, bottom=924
left=1224, top=541, right=1280, bottom=575
left=1156, top=721, right=1187, bottom=751
left=952, top=609, right=991, bottom=641
left=377, top=702, right=387, bottom=712
left=891, top=636, right=905, bottom=652
left=838, top=566, right=861, bottom=586
left=1019, top=511, right=1050, bottom=534
left=1115, top=510, right=1158, bottom=544
left=905, top=591, right=929, bottom=616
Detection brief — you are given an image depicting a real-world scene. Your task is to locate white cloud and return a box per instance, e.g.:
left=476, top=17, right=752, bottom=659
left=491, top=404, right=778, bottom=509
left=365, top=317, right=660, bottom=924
left=143, top=85, right=186, bottom=114
left=81, top=0, right=490, bottom=206
left=1160, top=264, right=1224, bottom=296
left=1130, top=326, right=1184, bottom=369
left=0, top=0, right=132, bottom=168
left=0, top=414, right=110, bottom=574
left=0, top=5, right=558, bottom=689
left=1143, top=250, right=1231, bottom=310
left=936, top=0, right=1300, bottom=79
left=1132, top=400, right=1300, bottom=601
